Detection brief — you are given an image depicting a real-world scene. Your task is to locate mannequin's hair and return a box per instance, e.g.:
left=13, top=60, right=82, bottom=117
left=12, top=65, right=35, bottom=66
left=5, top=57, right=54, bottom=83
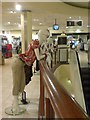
left=38, top=29, right=50, bottom=45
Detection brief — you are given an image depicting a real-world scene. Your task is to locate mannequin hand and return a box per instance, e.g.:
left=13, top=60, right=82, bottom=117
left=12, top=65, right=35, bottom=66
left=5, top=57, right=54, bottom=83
left=44, top=53, right=47, bottom=59
left=42, top=53, right=47, bottom=60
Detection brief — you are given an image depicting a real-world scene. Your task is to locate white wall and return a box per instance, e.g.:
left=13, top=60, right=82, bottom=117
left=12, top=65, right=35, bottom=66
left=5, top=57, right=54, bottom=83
left=10, top=30, right=21, bottom=37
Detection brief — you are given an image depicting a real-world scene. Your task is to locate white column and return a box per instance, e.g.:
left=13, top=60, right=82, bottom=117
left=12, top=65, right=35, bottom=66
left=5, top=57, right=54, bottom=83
left=21, top=10, right=32, bottom=53
left=0, top=2, right=2, bottom=119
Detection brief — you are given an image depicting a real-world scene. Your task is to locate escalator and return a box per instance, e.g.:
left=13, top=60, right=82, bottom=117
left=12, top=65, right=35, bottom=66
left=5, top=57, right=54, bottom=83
left=80, top=67, right=90, bottom=116
left=75, top=51, right=90, bottom=116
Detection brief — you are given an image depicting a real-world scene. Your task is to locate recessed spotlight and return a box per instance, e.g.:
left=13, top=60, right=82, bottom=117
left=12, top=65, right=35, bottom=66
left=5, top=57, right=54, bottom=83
left=16, top=4, right=21, bottom=11
left=87, top=25, right=90, bottom=27
left=69, top=17, right=71, bottom=19
left=33, top=19, right=39, bottom=21
left=10, top=11, right=13, bottom=13
left=67, top=80, right=71, bottom=84
left=8, top=22, right=10, bottom=24
left=10, top=10, right=16, bottom=13
left=39, top=23, right=42, bottom=25
left=18, top=24, right=21, bottom=27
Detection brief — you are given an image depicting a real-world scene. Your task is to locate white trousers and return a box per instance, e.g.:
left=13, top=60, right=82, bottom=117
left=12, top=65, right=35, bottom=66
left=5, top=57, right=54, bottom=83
left=12, top=57, right=25, bottom=95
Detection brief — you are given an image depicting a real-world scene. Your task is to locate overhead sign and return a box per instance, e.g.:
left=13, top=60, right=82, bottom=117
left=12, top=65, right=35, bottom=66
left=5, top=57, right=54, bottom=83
left=67, top=20, right=83, bottom=26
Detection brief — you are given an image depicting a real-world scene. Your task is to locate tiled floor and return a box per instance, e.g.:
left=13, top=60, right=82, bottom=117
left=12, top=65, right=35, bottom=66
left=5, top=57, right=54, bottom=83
left=0, top=57, right=40, bottom=118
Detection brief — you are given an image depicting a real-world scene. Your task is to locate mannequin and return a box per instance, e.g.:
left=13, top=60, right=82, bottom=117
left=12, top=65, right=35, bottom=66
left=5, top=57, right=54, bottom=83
left=45, top=37, right=53, bottom=67
left=11, top=29, right=50, bottom=114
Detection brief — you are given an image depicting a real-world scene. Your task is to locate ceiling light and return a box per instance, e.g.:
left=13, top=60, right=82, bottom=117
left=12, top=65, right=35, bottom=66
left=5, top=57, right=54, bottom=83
left=10, top=11, right=13, bottom=13
left=69, top=17, right=71, bottom=19
left=67, top=80, right=71, bottom=84
left=33, top=19, right=39, bottom=21
left=18, top=24, right=21, bottom=27
left=10, top=10, right=16, bottom=13
left=8, top=22, right=10, bottom=24
left=87, top=25, right=90, bottom=27
left=16, top=4, right=21, bottom=11
left=39, top=23, right=42, bottom=25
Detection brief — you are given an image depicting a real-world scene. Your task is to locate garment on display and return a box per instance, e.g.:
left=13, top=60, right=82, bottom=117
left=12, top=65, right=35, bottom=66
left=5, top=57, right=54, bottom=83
left=12, top=37, right=21, bottom=54
left=24, top=64, right=33, bottom=85
left=36, top=59, right=40, bottom=71
left=4, top=44, right=12, bottom=58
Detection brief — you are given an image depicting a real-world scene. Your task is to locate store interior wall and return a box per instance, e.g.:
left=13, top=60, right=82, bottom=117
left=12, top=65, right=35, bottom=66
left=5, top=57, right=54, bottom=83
left=10, top=30, right=21, bottom=37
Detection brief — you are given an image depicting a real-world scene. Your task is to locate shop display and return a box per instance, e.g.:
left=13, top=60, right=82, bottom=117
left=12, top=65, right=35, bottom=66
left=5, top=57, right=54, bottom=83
left=4, top=44, right=12, bottom=58
left=5, top=29, right=50, bottom=116
left=1, top=35, right=12, bottom=58
left=58, top=36, right=67, bottom=45
left=57, top=34, right=68, bottom=62
left=12, top=37, right=21, bottom=54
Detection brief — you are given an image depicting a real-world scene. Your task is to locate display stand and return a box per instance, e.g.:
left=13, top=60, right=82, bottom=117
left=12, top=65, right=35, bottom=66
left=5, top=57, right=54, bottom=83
left=57, top=34, right=68, bottom=63
left=5, top=92, right=27, bottom=116
left=5, top=106, right=26, bottom=116
left=5, top=92, right=29, bottom=115
left=58, top=45, right=69, bottom=63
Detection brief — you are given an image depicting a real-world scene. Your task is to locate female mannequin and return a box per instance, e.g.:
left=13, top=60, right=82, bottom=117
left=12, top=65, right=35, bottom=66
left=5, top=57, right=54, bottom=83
left=11, top=29, right=50, bottom=114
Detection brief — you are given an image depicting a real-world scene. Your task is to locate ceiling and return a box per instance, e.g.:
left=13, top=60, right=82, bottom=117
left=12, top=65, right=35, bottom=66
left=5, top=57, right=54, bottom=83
left=1, top=2, right=89, bottom=33
left=65, top=2, right=89, bottom=9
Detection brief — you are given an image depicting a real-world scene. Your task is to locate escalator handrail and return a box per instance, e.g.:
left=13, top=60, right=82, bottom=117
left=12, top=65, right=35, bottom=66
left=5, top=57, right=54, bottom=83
left=39, top=59, right=89, bottom=118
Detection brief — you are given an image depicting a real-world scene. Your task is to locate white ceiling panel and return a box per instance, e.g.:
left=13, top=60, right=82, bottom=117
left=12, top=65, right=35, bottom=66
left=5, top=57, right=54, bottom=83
left=1, top=2, right=89, bottom=32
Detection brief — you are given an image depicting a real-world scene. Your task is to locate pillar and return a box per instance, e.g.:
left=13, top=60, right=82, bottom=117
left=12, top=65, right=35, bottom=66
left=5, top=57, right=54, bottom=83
left=0, top=2, right=2, bottom=65
left=21, top=10, right=32, bottom=53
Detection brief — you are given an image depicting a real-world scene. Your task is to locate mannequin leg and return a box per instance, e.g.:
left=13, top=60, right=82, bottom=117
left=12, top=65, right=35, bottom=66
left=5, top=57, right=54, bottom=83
left=12, top=96, right=20, bottom=113
left=5, top=57, right=26, bottom=115
left=12, top=57, right=25, bottom=113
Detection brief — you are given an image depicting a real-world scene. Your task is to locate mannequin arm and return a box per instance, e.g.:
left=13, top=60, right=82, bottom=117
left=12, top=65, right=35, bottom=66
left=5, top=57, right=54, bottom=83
left=19, top=53, right=26, bottom=61
left=34, top=48, right=45, bottom=60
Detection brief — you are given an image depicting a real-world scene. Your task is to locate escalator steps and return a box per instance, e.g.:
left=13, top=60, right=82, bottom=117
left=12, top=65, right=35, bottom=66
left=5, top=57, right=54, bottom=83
left=81, top=67, right=90, bottom=116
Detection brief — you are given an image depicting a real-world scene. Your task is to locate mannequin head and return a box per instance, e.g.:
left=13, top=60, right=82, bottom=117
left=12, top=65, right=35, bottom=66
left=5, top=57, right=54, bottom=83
left=38, top=29, right=50, bottom=45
